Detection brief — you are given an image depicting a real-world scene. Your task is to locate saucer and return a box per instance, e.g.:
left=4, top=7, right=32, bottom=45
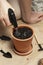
left=12, top=44, right=33, bottom=56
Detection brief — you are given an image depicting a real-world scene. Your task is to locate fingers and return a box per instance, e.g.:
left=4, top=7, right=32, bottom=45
left=3, top=17, right=11, bottom=26
left=0, top=16, right=11, bottom=26
left=0, top=17, right=6, bottom=26
left=0, top=10, right=11, bottom=26
left=0, top=0, right=14, bottom=26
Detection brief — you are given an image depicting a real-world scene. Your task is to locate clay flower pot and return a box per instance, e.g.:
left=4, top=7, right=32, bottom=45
left=11, top=24, right=34, bottom=56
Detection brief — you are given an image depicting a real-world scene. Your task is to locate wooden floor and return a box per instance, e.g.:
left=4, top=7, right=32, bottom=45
left=0, top=20, right=43, bottom=65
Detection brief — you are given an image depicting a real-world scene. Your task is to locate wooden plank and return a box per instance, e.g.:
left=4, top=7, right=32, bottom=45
left=34, top=27, right=43, bottom=44
left=0, top=20, right=43, bottom=65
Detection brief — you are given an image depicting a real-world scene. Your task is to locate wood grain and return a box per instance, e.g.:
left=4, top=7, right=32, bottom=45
left=0, top=20, right=43, bottom=65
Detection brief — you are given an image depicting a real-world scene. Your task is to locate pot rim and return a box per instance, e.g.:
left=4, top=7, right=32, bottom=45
left=11, top=24, right=34, bottom=41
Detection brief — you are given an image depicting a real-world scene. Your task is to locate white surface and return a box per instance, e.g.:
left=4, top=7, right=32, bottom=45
left=27, top=52, right=43, bottom=65
left=34, top=27, right=43, bottom=44
left=0, top=20, right=43, bottom=65
left=0, top=37, right=43, bottom=65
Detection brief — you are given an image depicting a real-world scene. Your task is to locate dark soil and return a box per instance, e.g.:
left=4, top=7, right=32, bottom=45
left=13, top=27, right=33, bottom=39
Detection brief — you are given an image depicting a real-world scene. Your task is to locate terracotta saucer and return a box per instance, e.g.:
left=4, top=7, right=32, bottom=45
left=12, top=44, right=33, bottom=56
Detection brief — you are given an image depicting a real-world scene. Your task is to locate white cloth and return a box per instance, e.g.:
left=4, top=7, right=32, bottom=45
left=32, top=0, right=43, bottom=12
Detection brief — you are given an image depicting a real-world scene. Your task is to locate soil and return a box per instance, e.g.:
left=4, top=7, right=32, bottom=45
left=13, top=27, right=33, bottom=39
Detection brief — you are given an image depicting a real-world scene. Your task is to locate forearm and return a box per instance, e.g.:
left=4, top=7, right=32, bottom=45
left=19, top=0, right=32, bottom=12
left=18, top=0, right=32, bottom=21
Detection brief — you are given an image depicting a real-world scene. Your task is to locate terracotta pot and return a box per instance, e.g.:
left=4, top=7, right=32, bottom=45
left=11, top=24, right=34, bottom=55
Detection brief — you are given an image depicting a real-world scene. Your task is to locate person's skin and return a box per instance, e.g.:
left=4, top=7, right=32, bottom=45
left=0, top=0, right=14, bottom=26
left=19, top=0, right=43, bottom=23
left=0, top=0, right=43, bottom=26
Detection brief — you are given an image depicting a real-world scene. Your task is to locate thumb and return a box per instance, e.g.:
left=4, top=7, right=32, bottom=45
left=3, top=16, right=11, bottom=26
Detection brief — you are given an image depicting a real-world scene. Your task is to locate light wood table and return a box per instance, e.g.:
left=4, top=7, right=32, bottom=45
left=0, top=20, right=43, bottom=65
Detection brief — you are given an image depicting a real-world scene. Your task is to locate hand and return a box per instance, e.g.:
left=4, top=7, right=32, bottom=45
left=0, top=0, right=14, bottom=26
